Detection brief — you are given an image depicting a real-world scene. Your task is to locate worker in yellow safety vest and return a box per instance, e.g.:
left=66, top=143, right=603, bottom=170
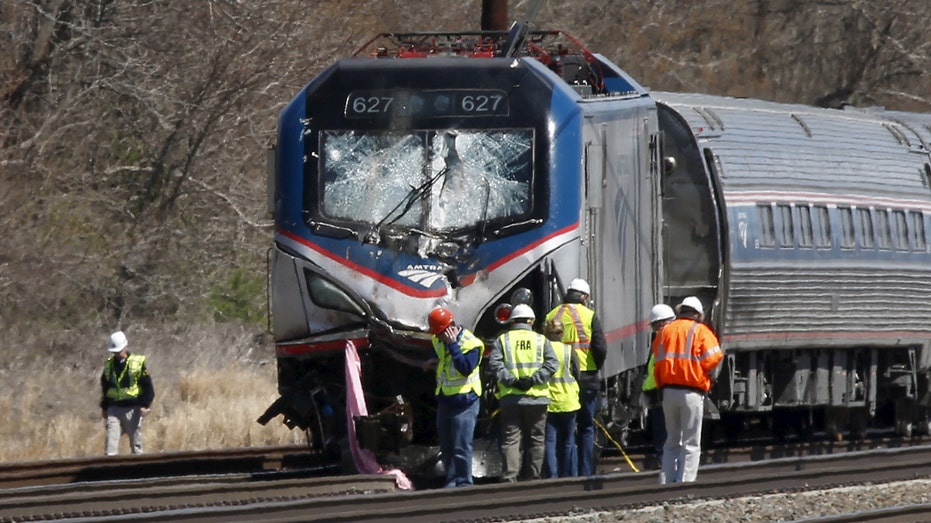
left=641, top=304, right=676, bottom=473
left=545, top=278, right=607, bottom=476
left=422, top=307, right=484, bottom=487
left=488, top=304, right=558, bottom=482
left=100, top=331, right=155, bottom=456
left=542, top=318, right=580, bottom=478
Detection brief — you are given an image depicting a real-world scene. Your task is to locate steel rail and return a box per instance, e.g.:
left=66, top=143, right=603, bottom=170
left=787, top=503, right=931, bottom=523
left=14, top=445, right=931, bottom=523
left=0, top=474, right=398, bottom=522
left=0, top=445, right=321, bottom=488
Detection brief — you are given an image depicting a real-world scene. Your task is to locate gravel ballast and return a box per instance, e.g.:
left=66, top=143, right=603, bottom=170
left=508, top=479, right=931, bottom=522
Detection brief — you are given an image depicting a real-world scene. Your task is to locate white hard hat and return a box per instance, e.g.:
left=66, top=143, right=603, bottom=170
left=675, top=296, right=704, bottom=316
left=649, top=304, right=676, bottom=324
left=107, top=331, right=128, bottom=353
left=510, top=304, right=536, bottom=321
left=568, top=278, right=590, bottom=295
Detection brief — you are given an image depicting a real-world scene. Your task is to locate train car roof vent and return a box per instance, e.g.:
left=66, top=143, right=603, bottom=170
left=883, top=123, right=911, bottom=147
left=692, top=107, right=724, bottom=131
left=791, top=114, right=812, bottom=138
left=888, top=119, right=930, bottom=151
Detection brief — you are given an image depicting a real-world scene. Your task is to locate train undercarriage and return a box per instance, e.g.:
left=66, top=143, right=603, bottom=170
left=259, top=332, right=931, bottom=480
left=258, top=334, right=511, bottom=479
left=707, top=345, right=931, bottom=441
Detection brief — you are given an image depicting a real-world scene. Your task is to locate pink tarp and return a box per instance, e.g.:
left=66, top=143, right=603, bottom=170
left=344, top=340, right=414, bottom=490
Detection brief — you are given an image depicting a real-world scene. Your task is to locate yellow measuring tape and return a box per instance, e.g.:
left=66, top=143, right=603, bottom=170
left=594, top=418, right=640, bottom=473
left=490, top=407, right=642, bottom=473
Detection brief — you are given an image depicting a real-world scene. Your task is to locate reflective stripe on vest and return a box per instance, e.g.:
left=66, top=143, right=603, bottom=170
left=549, top=304, right=596, bottom=372
left=496, top=329, right=549, bottom=399
left=433, top=330, right=483, bottom=396
left=656, top=322, right=700, bottom=365
left=104, top=354, right=146, bottom=401
left=654, top=319, right=723, bottom=392
left=548, top=340, right=580, bottom=413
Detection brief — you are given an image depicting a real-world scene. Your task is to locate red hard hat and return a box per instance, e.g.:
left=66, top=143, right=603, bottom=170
left=428, top=307, right=453, bottom=334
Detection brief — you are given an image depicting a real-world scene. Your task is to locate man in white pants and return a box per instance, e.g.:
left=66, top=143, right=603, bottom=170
left=100, top=331, right=155, bottom=455
left=651, top=297, right=723, bottom=483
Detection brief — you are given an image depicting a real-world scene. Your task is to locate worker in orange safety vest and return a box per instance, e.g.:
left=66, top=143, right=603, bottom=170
left=651, top=296, right=723, bottom=483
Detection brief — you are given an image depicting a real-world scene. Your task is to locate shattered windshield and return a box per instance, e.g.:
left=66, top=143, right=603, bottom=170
left=319, top=129, right=533, bottom=232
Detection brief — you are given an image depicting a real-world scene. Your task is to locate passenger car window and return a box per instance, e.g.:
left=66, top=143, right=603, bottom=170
left=814, top=205, right=831, bottom=248
left=777, top=204, right=794, bottom=247
left=797, top=205, right=813, bottom=248
left=910, top=211, right=927, bottom=251
left=838, top=207, right=855, bottom=248
left=892, top=210, right=908, bottom=251
left=875, top=210, right=891, bottom=249
left=758, top=204, right=775, bottom=247
left=857, top=208, right=873, bottom=249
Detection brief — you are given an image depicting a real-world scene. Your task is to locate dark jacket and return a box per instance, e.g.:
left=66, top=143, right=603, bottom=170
left=100, top=352, right=155, bottom=409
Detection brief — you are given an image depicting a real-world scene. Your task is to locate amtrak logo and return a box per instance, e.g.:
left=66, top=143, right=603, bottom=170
left=398, top=266, right=445, bottom=288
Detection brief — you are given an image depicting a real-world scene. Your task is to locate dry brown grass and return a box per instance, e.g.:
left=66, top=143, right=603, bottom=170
left=0, top=322, right=304, bottom=463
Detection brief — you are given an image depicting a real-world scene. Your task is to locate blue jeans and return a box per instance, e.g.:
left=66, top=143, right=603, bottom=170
left=544, top=410, right=577, bottom=478
left=437, top=398, right=479, bottom=487
left=648, top=403, right=667, bottom=462
left=576, top=388, right=599, bottom=476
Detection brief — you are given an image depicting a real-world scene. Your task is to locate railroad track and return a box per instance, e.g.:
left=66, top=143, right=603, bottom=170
left=0, top=445, right=333, bottom=489
left=0, top=473, right=399, bottom=522
left=793, top=504, right=931, bottom=523
left=598, top=432, right=931, bottom=473
left=5, top=439, right=931, bottom=522
left=2, top=432, right=921, bottom=488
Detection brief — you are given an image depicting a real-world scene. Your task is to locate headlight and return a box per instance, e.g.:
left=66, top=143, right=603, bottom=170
left=305, top=270, right=366, bottom=317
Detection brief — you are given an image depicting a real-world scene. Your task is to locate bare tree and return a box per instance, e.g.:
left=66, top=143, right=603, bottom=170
left=0, top=0, right=928, bottom=339
left=534, top=0, right=931, bottom=110
left=0, top=1, right=481, bottom=331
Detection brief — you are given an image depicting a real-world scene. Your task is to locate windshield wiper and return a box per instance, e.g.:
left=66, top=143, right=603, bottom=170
left=371, top=165, right=449, bottom=233
left=488, top=217, right=544, bottom=238
left=476, top=174, right=491, bottom=242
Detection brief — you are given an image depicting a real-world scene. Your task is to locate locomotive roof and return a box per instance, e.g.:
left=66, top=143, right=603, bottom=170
left=352, top=30, right=594, bottom=60
left=347, top=30, right=648, bottom=99
left=654, top=92, right=931, bottom=209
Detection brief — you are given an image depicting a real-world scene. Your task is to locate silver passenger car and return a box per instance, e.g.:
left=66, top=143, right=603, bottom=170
left=655, top=92, right=931, bottom=437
